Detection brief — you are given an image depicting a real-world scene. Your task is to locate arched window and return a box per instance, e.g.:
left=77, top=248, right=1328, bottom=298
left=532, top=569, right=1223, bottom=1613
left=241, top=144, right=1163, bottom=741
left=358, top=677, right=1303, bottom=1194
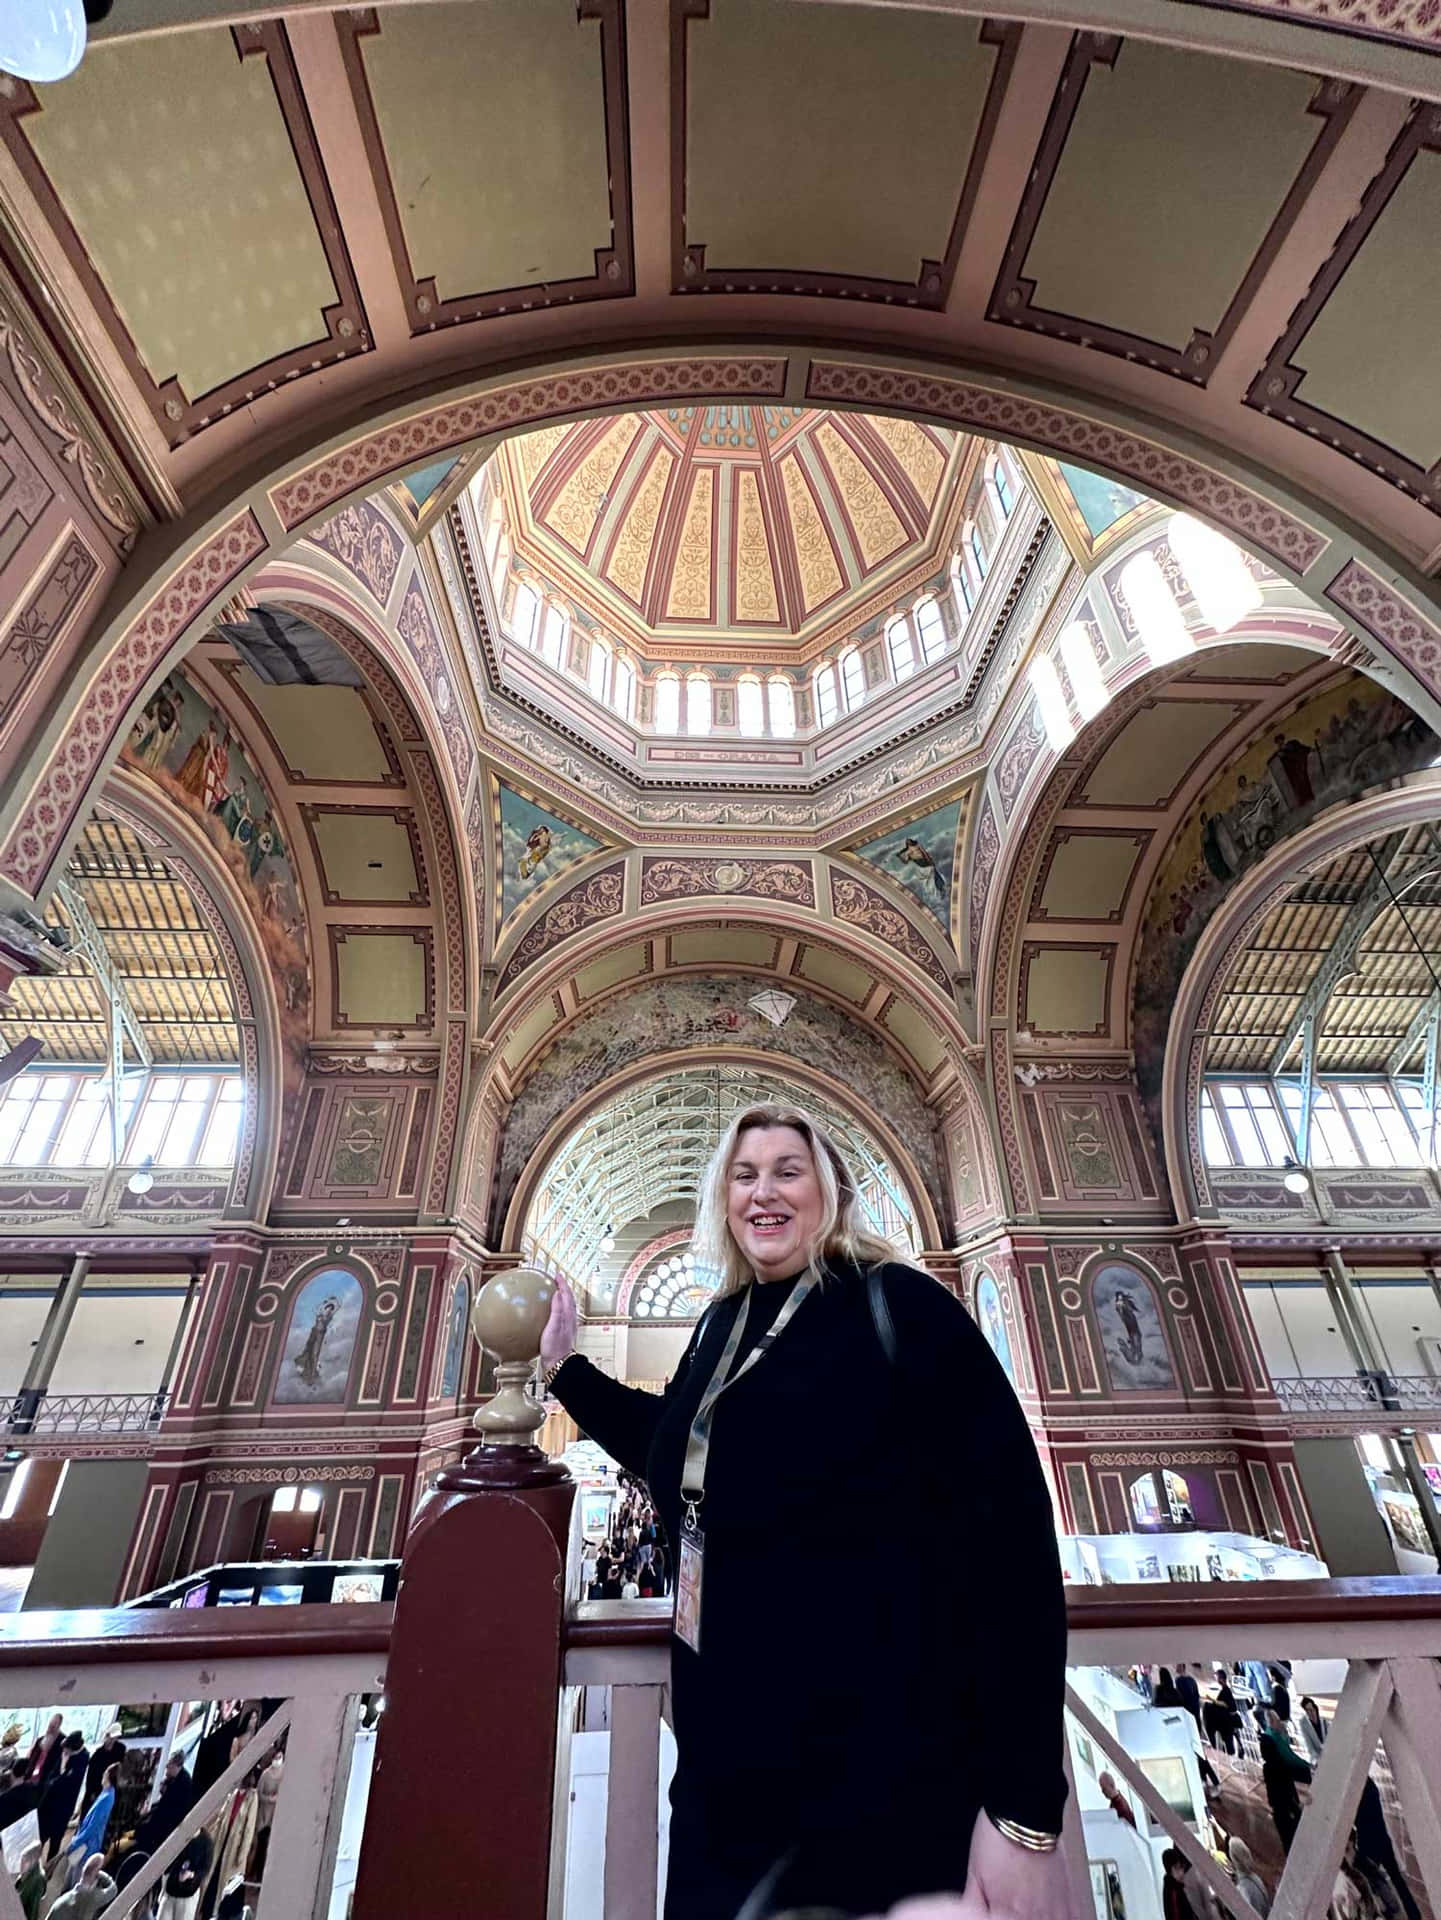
left=654, top=673, right=680, bottom=734
left=587, top=635, right=611, bottom=701
left=915, top=596, right=947, bottom=665
left=814, top=664, right=839, bottom=729
left=950, top=553, right=974, bottom=617
left=511, top=583, right=539, bottom=647
left=1027, top=654, right=1073, bottom=751
left=737, top=675, right=764, bottom=737
left=989, top=455, right=1014, bottom=519
left=967, top=523, right=989, bottom=581
left=540, top=602, right=567, bottom=668
left=1168, top=513, right=1261, bottom=634
left=840, top=647, right=865, bottom=712
left=768, top=675, right=795, bottom=738
left=1058, top=622, right=1108, bottom=722
left=686, top=673, right=712, bottom=736
left=1088, top=1260, right=1178, bottom=1394
left=1120, top=552, right=1191, bottom=664
left=613, top=654, right=635, bottom=720
left=887, top=616, right=916, bottom=682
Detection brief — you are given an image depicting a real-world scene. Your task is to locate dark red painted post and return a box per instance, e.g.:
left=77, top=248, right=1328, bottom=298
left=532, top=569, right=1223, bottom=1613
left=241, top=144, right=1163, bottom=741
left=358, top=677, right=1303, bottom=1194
left=350, top=1442, right=575, bottom=1920
left=354, top=1267, right=575, bottom=1918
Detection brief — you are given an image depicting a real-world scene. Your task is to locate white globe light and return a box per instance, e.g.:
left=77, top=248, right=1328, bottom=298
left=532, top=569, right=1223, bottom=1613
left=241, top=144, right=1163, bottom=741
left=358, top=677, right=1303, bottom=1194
left=0, top=1, right=87, bottom=83
left=1282, top=1167, right=1311, bottom=1196
left=683, top=1251, right=695, bottom=1268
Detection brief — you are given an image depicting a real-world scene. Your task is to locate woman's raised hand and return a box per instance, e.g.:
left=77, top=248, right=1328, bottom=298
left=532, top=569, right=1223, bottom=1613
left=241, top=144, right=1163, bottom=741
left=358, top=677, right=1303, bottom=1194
left=540, top=1273, right=580, bottom=1369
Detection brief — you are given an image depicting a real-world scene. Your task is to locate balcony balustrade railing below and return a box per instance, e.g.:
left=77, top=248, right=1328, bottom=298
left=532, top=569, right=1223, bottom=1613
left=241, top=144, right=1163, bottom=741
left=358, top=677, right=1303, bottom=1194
left=3, top=1389, right=167, bottom=1436
left=1271, top=1372, right=1441, bottom=1413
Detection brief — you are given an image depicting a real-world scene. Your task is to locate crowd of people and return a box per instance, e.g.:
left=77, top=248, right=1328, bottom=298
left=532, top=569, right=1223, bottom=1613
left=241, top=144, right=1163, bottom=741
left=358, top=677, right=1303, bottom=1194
left=580, top=1471, right=671, bottom=1600
left=2, top=1701, right=282, bottom=1919
left=1119, top=1658, right=1422, bottom=1920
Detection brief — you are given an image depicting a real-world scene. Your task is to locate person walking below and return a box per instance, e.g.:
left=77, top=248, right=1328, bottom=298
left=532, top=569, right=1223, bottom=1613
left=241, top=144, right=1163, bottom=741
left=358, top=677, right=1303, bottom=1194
left=38, top=1732, right=88, bottom=1863
left=1227, top=1837, right=1271, bottom=1917
left=1258, top=1704, right=1311, bottom=1854
left=542, top=1102, right=1070, bottom=1920
left=1295, top=1696, right=1328, bottom=1766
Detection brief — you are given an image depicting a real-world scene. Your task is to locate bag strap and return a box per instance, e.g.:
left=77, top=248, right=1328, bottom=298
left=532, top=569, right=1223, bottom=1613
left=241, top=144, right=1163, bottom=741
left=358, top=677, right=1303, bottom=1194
left=866, top=1265, right=898, bottom=1367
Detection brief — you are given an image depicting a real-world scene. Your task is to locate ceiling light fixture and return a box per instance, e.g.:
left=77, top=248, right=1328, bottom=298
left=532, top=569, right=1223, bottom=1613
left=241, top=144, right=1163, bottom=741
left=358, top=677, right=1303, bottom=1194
left=126, top=1155, right=154, bottom=1195
left=1167, top=514, right=1262, bottom=634
left=747, top=989, right=795, bottom=1027
left=0, top=0, right=88, bottom=82
left=1281, top=1156, right=1312, bottom=1196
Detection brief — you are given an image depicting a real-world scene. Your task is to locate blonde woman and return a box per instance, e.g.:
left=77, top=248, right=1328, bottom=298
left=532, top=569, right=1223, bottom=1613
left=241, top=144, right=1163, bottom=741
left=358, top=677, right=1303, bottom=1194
left=541, top=1104, right=1070, bottom=1920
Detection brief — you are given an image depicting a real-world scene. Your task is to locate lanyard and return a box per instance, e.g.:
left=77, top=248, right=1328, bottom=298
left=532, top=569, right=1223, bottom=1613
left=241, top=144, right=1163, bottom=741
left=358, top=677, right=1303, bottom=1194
left=681, top=1276, right=813, bottom=1513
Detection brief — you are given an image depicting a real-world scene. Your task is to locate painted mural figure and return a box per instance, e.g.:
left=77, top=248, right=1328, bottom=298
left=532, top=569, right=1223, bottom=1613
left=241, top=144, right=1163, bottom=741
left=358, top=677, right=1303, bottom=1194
left=176, top=720, right=230, bottom=812
left=1092, top=1262, right=1177, bottom=1393
left=899, top=835, right=947, bottom=898
left=129, top=682, right=181, bottom=767
left=1112, top=1288, right=1144, bottom=1366
left=294, top=1295, right=340, bottom=1388
left=520, top=822, right=553, bottom=879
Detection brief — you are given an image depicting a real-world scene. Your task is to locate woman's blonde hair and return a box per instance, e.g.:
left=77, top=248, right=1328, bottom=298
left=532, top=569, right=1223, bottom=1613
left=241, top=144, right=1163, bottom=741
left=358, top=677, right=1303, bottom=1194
left=692, top=1102, right=899, bottom=1295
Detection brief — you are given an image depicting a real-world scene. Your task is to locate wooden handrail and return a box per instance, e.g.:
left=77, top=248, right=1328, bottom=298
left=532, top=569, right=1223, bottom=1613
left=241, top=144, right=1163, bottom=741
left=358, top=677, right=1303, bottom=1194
left=564, top=1575, right=1441, bottom=1650
left=0, top=1600, right=393, bottom=1667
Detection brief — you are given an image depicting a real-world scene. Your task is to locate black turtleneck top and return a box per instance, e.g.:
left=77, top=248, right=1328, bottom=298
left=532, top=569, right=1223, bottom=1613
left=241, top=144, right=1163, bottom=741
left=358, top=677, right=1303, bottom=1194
left=551, top=1258, right=1067, bottom=1840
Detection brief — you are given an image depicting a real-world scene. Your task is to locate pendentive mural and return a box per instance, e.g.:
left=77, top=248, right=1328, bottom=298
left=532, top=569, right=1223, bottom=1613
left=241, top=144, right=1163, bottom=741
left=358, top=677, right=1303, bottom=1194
left=274, top=1267, right=365, bottom=1406
left=1090, top=1261, right=1178, bottom=1394
left=852, top=796, right=965, bottom=936
left=497, top=781, right=603, bottom=928
left=123, top=667, right=310, bottom=1036
left=1133, top=675, right=1439, bottom=1117
left=1057, top=463, right=1149, bottom=542
left=974, top=1271, right=1017, bottom=1388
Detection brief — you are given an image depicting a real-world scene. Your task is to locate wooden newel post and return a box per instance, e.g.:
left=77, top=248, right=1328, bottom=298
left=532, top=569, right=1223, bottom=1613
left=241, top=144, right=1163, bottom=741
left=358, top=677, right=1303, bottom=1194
left=352, top=1269, right=575, bottom=1920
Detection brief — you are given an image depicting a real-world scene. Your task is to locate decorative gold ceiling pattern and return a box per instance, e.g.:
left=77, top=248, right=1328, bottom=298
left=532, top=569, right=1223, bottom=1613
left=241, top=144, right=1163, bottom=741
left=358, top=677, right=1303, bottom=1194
left=491, top=406, right=964, bottom=655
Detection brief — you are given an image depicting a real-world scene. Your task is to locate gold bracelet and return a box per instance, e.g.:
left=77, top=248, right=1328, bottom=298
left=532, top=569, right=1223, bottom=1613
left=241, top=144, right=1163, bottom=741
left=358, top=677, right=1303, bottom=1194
left=989, top=1814, right=1061, bottom=1853
left=541, top=1356, right=569, bottom=1391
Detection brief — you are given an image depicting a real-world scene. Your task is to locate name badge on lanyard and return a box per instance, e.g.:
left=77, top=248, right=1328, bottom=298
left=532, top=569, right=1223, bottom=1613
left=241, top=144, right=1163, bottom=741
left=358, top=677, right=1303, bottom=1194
left=674, top=1276, right=813, bottom=1655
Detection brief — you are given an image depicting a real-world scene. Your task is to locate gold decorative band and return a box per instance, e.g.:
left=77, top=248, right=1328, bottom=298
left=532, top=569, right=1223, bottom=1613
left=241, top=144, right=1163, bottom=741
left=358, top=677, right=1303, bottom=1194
left=989, top=1815, right=1061, bottom=1853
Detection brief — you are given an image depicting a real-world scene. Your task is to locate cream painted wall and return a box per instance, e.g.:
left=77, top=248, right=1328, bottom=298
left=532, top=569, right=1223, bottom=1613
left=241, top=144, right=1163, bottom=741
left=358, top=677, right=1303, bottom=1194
left=1353, top=1282, right=1441, bottom=1378
left=625, top=1325, right=689, bottom=1382
left=0, top=1281, right=186, bottom=1395
left=1241, top=1282, right=1355, bottom=1379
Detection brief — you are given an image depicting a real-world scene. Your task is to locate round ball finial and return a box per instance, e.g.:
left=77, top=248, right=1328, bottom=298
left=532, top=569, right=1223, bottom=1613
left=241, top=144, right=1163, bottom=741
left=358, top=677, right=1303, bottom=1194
left=471, top=1266, right=556, bottom=1364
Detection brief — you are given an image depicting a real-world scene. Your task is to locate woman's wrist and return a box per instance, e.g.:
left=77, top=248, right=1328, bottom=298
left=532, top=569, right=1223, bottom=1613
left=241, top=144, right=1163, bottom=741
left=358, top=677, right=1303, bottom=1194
left=540, top=1352, right=576, bottom=1390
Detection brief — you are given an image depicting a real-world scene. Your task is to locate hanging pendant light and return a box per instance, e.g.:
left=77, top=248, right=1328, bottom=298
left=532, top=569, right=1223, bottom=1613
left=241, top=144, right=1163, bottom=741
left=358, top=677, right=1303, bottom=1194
left=0, top=1, right=88, bottom=83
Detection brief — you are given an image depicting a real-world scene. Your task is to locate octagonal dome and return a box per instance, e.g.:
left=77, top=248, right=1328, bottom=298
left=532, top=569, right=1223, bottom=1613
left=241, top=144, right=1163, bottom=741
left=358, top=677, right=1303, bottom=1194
left=485, top=405, right=968, bottom=659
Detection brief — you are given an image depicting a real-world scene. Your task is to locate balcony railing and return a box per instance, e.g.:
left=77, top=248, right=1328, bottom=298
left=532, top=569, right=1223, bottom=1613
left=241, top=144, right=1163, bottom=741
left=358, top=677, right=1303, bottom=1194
left=3, top=1388, right=167, bottom=1436
left=0, top=1601, right=388, bottom=1920
left=6, top=1457, right=1441, bottom=1920
left=563, top=1580, right=1441, bottom=1920
left=1271, top=1371, right=1441, bottom=1414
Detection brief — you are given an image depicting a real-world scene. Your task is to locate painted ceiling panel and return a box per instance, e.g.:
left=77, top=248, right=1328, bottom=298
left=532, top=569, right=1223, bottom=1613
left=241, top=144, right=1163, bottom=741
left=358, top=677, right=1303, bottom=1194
left=1021, top=43, right=1320, bottom=348
left=490, top=407, right=963, bottom=654
left=1286, top=152, right=1441, bottom=473
left=1079, top=701, right=1240, bottom=807
left=226, top=676, right=393, bottom=785
left=684, top=0, right=997, bottom=282
left=357, top=0, right=612, bottom=298
left=20, top=28, right=338, bottom=398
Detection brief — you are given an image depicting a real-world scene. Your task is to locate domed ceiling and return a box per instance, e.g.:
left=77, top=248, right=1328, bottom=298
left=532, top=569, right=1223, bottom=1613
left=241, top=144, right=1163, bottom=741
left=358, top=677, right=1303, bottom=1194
left=487, top=406, right=967, bottom=658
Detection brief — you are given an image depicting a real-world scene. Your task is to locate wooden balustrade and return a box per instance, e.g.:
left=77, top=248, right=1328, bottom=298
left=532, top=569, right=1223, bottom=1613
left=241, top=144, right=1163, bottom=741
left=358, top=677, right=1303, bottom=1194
left=562, top=1580, right=1441, bottom=1920
left=6, top=1475, right=1441, bottom=1920
left=0, top=1603, right=388, bottom=1920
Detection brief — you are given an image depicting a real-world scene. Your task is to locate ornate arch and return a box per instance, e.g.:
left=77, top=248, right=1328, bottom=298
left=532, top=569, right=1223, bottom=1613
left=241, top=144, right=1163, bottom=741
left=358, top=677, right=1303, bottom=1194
left=99, top=766, right=288, bottom=1221
left=7, top=344, right=1441, bottom=918
left=1161, top=770, right=1441, bottom=1221
left=496, top=1038, right=947, bottom=1256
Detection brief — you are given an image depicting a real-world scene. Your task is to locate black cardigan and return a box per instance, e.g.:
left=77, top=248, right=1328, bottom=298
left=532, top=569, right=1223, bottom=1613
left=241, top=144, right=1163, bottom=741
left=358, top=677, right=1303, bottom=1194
left=553, top=1258, right=1068, bottom=1835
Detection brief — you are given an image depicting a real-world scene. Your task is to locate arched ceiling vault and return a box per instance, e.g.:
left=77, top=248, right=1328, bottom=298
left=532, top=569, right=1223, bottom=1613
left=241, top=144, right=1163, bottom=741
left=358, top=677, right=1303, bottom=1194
left=526, top=1062, right=924, bottom=1284
left=6, top=4, right=1441, bottom=912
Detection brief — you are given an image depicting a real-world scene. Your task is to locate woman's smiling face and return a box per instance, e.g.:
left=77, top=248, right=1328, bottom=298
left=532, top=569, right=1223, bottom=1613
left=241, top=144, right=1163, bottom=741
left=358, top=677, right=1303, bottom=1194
left=725, top=1124, right=825, bottom=1282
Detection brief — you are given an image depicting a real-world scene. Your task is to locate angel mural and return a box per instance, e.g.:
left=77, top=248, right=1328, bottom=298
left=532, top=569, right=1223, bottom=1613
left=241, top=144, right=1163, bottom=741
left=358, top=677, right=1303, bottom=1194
left=275, top=1269, right=364, bottom=1405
